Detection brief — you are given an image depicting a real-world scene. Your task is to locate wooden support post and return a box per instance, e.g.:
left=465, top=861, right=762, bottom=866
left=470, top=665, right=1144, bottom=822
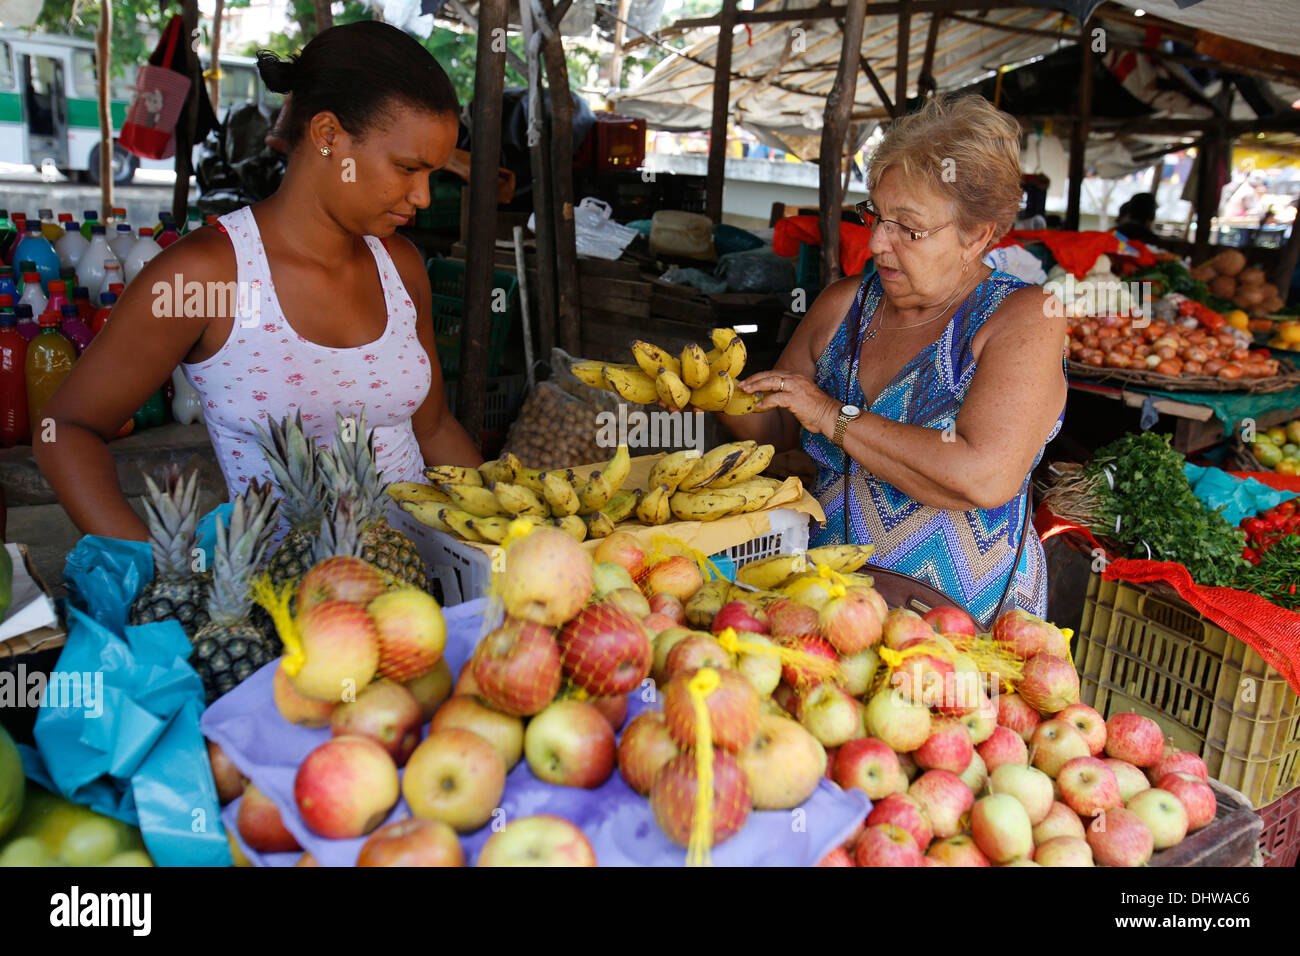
left=894, top=1, right=911, bottom=115
left=705, top=0, right=738, bottom=223
left=608, top=0, right=631, bottom=89
left=314, top=0, right=333, bottom=33
left=457, top=0, right=509, bottom=445
left=820, top=0, right=869, bottom=287
left=1148, top=158, right=1164, bottom=195
left=1065, top=34, right=1094, bottom=232
left=1194, top=131, right=1224, bottom=260
left=520, top=0, right=558, bottom=359
left=858, top=57, right=895, bottom=118
left=209, top=0, right=224, bottom=109
left=172, top=0, right=201, bottom=226
left=96, top=0, right=112, bottom=215
left=1273, top=213, right=1300, bottom=303
left=918, top=12, right=942, bottom=96
left=541, top=0, right=582, bottom=355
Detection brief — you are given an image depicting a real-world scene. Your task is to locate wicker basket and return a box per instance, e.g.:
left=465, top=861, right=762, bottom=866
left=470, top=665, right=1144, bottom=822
left=1067, top=356, right=1300, bottom=394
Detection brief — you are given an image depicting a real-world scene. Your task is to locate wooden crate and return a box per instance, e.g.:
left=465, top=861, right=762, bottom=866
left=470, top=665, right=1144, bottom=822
left=1149, top=779, right=1263, bottom=867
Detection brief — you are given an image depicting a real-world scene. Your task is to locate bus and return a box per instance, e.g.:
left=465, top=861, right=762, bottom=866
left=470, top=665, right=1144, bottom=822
left=0, top=30, right=281, bottom=184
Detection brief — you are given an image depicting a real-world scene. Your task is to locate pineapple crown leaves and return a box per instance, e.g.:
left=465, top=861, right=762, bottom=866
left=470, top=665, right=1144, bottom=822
left=207, top=480, right=282, bottom=626
left=254, top=410, right=327, bottom=529
left=319, top=409, right=390, bottom=526
left=140, top=465, right=201, bottom=579
left=312, top=494, right=367, bottom=563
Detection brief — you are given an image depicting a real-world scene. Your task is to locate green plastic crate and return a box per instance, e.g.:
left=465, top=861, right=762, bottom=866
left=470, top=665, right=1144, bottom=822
left=428, top=259, right=518, bottom=379
left=413, top=172, right=462, bottom=230
left=1076, top=572, right=1300, bottom=809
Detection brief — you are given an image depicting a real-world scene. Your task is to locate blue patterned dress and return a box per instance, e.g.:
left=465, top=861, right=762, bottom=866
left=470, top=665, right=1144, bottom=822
left=801, top=270, right=1065, bottom=626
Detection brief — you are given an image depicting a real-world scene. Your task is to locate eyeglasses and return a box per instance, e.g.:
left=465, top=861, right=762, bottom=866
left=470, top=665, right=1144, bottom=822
left=855, top=200, right=952, bottom=243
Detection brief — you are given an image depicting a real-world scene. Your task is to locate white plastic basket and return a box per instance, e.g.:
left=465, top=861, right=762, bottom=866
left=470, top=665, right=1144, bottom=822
left=394, top=507, right=813, bottom=607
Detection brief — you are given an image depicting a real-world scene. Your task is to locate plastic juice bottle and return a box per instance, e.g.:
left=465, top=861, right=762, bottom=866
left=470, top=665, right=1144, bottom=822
left=73, top=287, right=95, bottom=325
left=5, top=214, right=25, bottom=263
left=79, top=210, right=100, bottom=241
left=109, top=224, right=136, bottom=262
left=57, top=212, right=74, bottom=233
left=55, top=220, right=88, bottom=270
left=11, top=223, right=61, bottom=292
left=156, top=221, right=181, bottom=249
left=0, top=210, right=15, bottom=261
left=15, top=261, right=35, bottom=294
left=152, top=211, right=172, bottom=239
left=133, top=388, right=167, bottom=430
left=0, top=267, right=16, bottom=302
left=45, top=280, right=70, bottom=314
left=77, top=225, right=119, bottom=297
left=58, top=266, right=79, bottom=301
left=123, top=228, right=163, bottom=285
left=58, top=303, right=94, bottom=355
left=14, top=304, right=37, bottom=342
left=111, top=207, right=128, bottom=227
left=96, top=261, right=123, bottom=302
left=37, top=209, right=63, bottom=243
left=17, top=270, right=46, bottom=319
left=91, top=292, right=116, bottom=337
left=183, top=206, right=202, bottom=235
left=25, top=310, right=76, bottom=434
left=0, top=310, right=29, bottom=447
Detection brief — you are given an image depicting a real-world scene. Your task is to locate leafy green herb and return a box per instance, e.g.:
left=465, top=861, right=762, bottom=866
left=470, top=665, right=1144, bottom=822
left=1235, top=534, right=1300, bottom=610
left=1083, top=432, right=1247, bottom=587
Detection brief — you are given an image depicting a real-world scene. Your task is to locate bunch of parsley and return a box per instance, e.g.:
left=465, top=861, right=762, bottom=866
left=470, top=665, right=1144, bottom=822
left=1083, top=432, right=1247, bottom=587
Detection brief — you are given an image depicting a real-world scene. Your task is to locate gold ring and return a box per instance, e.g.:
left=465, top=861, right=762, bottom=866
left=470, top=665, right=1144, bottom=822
left=780, top=378, right=786, bottom=392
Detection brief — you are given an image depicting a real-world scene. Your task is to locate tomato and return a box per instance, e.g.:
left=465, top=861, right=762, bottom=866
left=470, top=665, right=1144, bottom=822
left=1265, top=515, right=1289, bottom=532
left=1279, top=500, right=1297, bottom=517
left=1243, top=547, right=1258, bottom=563
left=1244, top=518, right=1267, bottom=536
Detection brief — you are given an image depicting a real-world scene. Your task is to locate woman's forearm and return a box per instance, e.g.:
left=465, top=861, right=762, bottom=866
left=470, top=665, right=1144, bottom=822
left=419, top=409, right=483, bottom=468
left=839, top=414, right=1017, bottom=512
left=34, top=424, right=150, bottom=541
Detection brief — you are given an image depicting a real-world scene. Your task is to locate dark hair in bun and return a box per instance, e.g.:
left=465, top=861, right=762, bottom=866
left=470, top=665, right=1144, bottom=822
left=256, top=20, right=459, bottom=150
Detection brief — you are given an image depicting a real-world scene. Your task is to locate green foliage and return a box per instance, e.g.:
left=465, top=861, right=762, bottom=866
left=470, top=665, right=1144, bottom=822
left=36, top=0, right=159, bottom=76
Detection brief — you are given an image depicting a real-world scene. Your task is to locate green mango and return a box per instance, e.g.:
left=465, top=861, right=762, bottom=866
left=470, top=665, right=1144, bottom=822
left=0, top=724, right=24, bottom=842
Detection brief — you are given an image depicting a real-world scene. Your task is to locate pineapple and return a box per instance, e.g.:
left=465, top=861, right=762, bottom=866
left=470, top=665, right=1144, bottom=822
left=129, top=466, right=209, bottom=637
left=255, top=410, right=327, bottom=590
left=189, top=480, right=282, bottom=704
left=319, top=411, right=429, bottom=588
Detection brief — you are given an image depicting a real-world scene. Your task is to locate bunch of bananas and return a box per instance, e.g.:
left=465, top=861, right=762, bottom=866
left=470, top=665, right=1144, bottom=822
left=639, top=440, right=780, bottom=524
left=735, top=544, right=876, bottom=591
left=392, top=446, right=634, bottom=544
left=569, top=327, right=765, bottom=414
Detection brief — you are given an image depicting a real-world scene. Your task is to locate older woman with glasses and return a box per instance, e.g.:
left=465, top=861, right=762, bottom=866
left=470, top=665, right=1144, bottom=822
left=724, top=95, right=1067, bottom=626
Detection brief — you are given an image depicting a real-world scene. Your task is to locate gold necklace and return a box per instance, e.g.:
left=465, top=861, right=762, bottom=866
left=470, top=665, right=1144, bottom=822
left=863, top=280, right=968, bottom=341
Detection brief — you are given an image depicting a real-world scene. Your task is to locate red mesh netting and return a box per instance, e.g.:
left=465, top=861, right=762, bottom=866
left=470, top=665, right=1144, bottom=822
left=1036, top=503, right=1300, bottom=696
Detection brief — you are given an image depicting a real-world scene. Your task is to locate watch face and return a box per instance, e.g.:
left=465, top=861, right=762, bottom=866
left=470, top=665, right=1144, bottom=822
left=841, top=404, right=861, bottom=417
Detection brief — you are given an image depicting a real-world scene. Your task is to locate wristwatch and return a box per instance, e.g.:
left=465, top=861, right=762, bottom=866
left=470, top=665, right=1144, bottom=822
left=832, top=404, right=861, bottom=448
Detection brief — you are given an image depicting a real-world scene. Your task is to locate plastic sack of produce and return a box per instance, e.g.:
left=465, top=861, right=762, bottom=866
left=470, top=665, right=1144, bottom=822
left=983, top=245, right=1047, bottom=285
left=712, top=223, right=765, bottom=257
left=203, top=599, right=869, bottom=867
left=501, top=349, right=623, bottom=470
left=659, top=265, right=727, bottom=295
left=1183, top=463, right=1299, bottom=527
left=715, top=248, right=797, bottom=294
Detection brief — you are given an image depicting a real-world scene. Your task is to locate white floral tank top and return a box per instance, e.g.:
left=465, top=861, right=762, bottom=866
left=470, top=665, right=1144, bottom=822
left=182, top=205, right=432, bottom=498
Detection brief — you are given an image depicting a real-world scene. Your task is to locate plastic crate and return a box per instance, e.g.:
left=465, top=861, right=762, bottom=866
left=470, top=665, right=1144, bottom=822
left=443, top=374, right=526, bottom=460
left=405, top=506, right=811, bottom=608
left=1076, top=572, right=1300, bottom=808
left=1258, top=785, right=1300, bottom=867
left=428, top=259, right=517, bottom=379
left=413, top=172, right=462, bottom=230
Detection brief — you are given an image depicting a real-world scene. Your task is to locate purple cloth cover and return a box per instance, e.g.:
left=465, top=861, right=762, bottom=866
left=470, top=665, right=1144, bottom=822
left=203, top=598, right=871, bottom=867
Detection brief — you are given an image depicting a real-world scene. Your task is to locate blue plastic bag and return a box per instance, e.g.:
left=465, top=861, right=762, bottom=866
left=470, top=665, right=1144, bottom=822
left=63, top=535, right=151, bottom=634
left=1184, top=463, right=1299, bottom=527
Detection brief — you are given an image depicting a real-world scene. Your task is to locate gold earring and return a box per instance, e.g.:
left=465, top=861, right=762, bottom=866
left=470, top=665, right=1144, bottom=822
left=961, top=259, right=969, bottom=274
left=320, top=146, right=332, bottom=157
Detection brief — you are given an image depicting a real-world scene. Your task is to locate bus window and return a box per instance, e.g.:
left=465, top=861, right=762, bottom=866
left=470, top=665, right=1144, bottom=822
left=217, top=63, right=256, bottom=112
left=72, top=49, right=136, bottom=102
left=0, top=42, right=14, bottom=92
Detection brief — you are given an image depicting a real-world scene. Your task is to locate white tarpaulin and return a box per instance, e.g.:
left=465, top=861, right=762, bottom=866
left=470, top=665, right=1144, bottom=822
left=1111, top=0, right=1300, bottom=59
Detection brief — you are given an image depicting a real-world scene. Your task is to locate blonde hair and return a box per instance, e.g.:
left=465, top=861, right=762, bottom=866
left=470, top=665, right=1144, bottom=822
left=867, top=95, right=1023, bottom=251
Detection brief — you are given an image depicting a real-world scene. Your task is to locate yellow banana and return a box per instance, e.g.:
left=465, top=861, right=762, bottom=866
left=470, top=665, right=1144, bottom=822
left=478, top=458, right=517, bottom=485
left=570, top=361, right=616, bottom=388
left=736, top=553, right=812, bottom=590
left=649, top=449, right=702, bottom=494
left=678, top=441, right=754, bottom=491
left=635, top=483, right=672, bottom=525
left=708, top=337, right=747, bottom=379
left=467, top=515, right=514, bottom=544
left=437, top=507, right=488, bottom=543
left=509, top=456, right=567, bottom=494
left=721, top=477, right=780, bottom=513
left=425, top=464, right=481, bottom=486
left=710, top=443, right=775, bottom=487
left=723, top=389, right=764, bottom=415
left=805, top=543, right=877, bottom=574
left=689, top=370, right=734, bottom=412
left=684, top=578, right=733, bottom=628
left=603, top=366, right=658, bottom=405
left=710, top=327, right=739, bottom=351
left=540, top=471, right=580, bottom=516
left=632, top=341, right=682, bottom=379
left=440, top=482, right=504, bottom=517
left=552, top=514, right=588, bottom=542
left=490, top=481, right=549, bottom=517
left=398, top=499, right=452, bottom=533
left=603, top=489, right=641, bottom=523
left=586, top=511, right=616, bottom=539
left=680, top=343, right=711, bottom=389
left=577, top=470, right=615, bottom=515
left=387, top=481, right=451, bottom=504
left=600, top=444, right=631, bottom=491
left=669, top=489, right=747, bottom=522
left=655, top=367, right=692, bottom=410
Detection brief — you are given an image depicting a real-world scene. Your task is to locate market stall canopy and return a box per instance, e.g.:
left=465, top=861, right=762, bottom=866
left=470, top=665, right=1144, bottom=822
left=612, top=1, right=1098, bottom=159
left=1110, top=0, right=1300, bottom=59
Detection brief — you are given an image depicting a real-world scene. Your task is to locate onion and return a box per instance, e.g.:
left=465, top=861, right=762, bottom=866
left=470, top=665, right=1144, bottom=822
left=1182, top=360, right=1204, bottom=375
left=1152, top=336, right=1178, bottom=350
left=1230, top=348, right=1249, bottom=362
left=1157, top=345, right=1177, bottom=361
left=1155, top=360, right=1182, bottom=376
left=1184, top=346, right=1209, bottom=364
left=1105, top=350, right=1130, bottom=368
left=1085, top=353, right=1104, bottom=367
left=1203, top=358, right=1226, bottom=376
left=1078, top=321, right=1097, bottom=338
left=1145, top=354, right=1161, bottom=369
left=1217, top=364, right=1243, bottom=379
left=1082, top=334, right=1100, bottom=349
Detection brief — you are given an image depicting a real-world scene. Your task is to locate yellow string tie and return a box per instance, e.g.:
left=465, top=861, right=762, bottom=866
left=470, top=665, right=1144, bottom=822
left=649, top=534, right=727, bottom=583
left=250, top=575, right=302, bottom=674
left=715, top=627, right=840, bottom=680
left=686, top=667, right=720, bottom=868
